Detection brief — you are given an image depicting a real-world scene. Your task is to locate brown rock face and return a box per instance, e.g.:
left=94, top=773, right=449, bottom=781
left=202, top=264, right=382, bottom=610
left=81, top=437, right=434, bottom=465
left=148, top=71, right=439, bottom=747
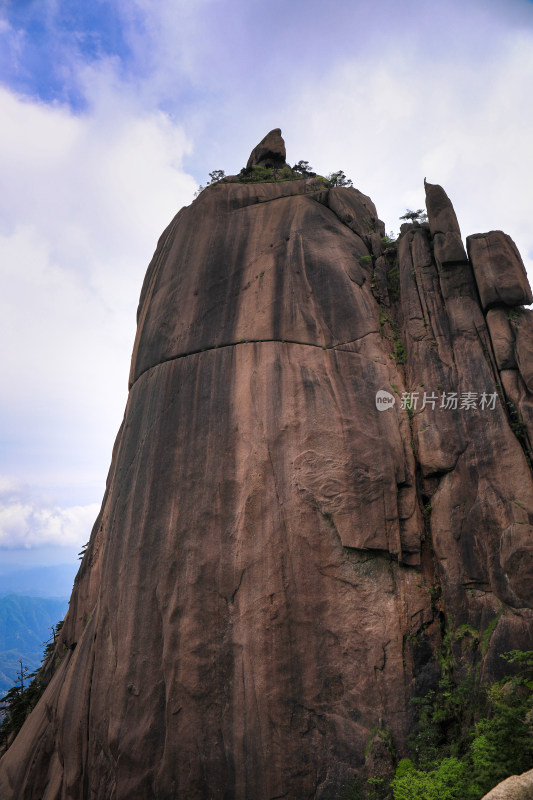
left=486, top=308, right=517, bottom=371
left=481, top=768, right=533, bottom=800
left=467, top=230, right=533, bottom=310
left=424, top=180, right=462, bottom=235
left=246, top=128, right=287, bottom=169
left=1, top=151, right=533, bottom=799
left=515, top=311, right=533, bottom=393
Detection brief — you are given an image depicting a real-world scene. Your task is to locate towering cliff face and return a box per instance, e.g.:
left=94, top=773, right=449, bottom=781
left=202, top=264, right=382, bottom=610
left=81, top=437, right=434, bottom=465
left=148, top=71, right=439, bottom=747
left=1, top=132, right=532, bottom=799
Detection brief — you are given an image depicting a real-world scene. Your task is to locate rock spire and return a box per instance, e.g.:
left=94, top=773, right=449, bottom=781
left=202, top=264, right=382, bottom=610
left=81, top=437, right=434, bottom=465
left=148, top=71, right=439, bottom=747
left=1, top=133, right=532, bottom=800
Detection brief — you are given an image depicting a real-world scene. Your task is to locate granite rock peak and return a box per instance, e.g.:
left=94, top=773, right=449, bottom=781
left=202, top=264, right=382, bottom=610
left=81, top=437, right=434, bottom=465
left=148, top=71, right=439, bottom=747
left=1, top=137, right=532, bottom=800
left=246, top=127, right=287, bottom=169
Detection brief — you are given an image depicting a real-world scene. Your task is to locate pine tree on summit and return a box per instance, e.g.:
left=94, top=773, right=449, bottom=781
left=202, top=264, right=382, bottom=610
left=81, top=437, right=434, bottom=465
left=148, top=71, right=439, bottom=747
left=292, top=160, right=315, bottom=176
left=399, top=208, right=427, bottom=223
left=327, top=169, right=353, bottom=187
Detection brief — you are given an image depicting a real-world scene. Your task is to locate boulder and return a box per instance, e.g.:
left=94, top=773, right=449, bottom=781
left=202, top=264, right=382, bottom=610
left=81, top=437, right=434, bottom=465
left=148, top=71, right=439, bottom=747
left=467, top=231, right=533, bottom=310
left=246, top=128, right=287, bottom=169
left=433, top=231, right=467, bottom=268
left=327, top=186, right=385, bottom=245
left=481, top=768, right=533, bottom=799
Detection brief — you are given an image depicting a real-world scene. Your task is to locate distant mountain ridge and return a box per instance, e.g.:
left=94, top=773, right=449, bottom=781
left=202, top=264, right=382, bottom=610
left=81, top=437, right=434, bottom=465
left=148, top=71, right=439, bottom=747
left=0, top=563, right=77, bottom=598
left=0, top=595, right=68, bottom=696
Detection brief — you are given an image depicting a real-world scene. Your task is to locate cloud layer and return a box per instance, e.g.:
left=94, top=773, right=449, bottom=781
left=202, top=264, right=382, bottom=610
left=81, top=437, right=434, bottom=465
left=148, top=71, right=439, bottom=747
left=1, top=0, right=532, bottom=553
left=0, top=74, right=196, bottom=511
left=0, top=478, right=99, bottom=550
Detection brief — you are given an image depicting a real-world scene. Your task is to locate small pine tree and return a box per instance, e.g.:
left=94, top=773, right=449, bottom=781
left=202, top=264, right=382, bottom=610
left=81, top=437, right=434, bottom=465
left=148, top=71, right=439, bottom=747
left=292, top=160, right=315, bottom=176
left=327, top=170, right=353, bottom=187
left=399, top=208, right=427, bottom=224
left=207, top=170, right=225, bottom=185
left=0, top=620, right=66, bottom=750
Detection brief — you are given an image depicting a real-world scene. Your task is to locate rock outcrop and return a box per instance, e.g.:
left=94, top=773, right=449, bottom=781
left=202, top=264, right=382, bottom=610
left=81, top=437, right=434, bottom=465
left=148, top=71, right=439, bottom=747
left=481, top=768, right=533, bottom=800
left=246, top=127, right=287, bottom=169
left=1, top=133, right=532, bottom=800
left=467, top=231, right=533, bottom=310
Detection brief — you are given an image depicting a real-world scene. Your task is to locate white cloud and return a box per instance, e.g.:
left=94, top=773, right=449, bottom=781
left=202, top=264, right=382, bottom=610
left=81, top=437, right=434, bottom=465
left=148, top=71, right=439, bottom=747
left=0, top=72, right=197, bottom=501
left=280, top=26, right=533, bottom=278
left=105, top=0, right=533, bottom=286
left=0, top=480, right=99, bottom=549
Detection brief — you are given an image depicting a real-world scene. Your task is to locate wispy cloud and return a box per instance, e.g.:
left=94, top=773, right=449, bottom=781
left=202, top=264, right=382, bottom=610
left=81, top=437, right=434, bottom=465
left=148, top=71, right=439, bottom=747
left=0, top=71, right=196, bottom=511
left=279, top=25, right=533, bottom=274
left=0, top=0, right=132, bottom=106
left=0, top=478, right=99, bottom=549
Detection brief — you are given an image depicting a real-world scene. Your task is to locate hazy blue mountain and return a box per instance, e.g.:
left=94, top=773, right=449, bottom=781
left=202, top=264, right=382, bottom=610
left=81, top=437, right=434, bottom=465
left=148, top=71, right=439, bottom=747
left=0, top=563, right=78, bottom=598
left=0, top=595, right=68, bottom=696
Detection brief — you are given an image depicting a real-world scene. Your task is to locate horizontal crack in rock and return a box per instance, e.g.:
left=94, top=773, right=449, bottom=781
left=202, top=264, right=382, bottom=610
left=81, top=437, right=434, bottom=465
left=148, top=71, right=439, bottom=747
left=130, top=335, right=377, bottom=388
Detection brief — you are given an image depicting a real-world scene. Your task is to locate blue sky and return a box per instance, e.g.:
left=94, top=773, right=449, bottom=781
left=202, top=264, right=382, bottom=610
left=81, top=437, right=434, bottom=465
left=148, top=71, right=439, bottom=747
left=0, top=1, right=131, bottom=106
left=1, top=0, right=533, bottom=570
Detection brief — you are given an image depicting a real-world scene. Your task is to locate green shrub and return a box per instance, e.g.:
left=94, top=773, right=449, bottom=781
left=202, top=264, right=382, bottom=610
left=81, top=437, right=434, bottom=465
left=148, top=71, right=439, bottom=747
left=207, top=169, right=225, bottom=184
left=249, top=165, right=274, bottom=182
left=469, top=661, right=533, bottom=796
left=386, top=649, right=533, bottom=800
left=399, top=208, right=427, bottom=224
left=391, top=757, right=469, bottom=800
left=386, top=262, right=400, bottom=302
left=280, top=165, right=295, bottom=180
left=327, top=170, right=353, bottom=187
left=292, top=160, right=315, bottom=176
left=393, top=341, right=407, bottom=365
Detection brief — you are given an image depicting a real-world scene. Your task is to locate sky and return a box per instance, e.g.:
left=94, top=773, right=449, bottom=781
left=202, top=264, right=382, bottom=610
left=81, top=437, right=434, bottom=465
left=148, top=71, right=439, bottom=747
left=0, top=0, right=532, bottom=574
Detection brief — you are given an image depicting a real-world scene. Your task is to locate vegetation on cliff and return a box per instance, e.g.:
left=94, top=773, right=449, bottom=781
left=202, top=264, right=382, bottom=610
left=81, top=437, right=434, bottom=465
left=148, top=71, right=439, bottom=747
left=0, top=594, right=68, bottom=696
left=0, top=619, right=64, bottom=750
left=344, top=649, right=533, bottom=800
left=195, top=161, right=354, bottom=194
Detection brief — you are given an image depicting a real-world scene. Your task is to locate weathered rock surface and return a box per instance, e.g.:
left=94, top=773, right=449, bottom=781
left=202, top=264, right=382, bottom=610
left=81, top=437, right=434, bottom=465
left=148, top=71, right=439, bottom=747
left=433, top=230, right=468, bottom=268
left=246, top=127, right=287, bottom=169
left=129, top=179, right=381, bottom=386
left=467, top=230, right=533, bottom=310
left=481, top=768, right=533, bottom=799
left=424, top=180, right=462, bottom=236
left=1, top=137, right=533, bottom=800
left=487, top=308, right=517, bottom=370
left=516, top=311, right=533, bottom=393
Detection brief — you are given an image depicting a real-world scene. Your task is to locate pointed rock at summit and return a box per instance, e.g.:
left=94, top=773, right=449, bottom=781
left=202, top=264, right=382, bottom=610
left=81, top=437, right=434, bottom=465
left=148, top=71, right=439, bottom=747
left=424, top=180, right=468, bottom=273
left=424, top=180, right=462, bottom=236
left=246, top=128, right=287, bottom=169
